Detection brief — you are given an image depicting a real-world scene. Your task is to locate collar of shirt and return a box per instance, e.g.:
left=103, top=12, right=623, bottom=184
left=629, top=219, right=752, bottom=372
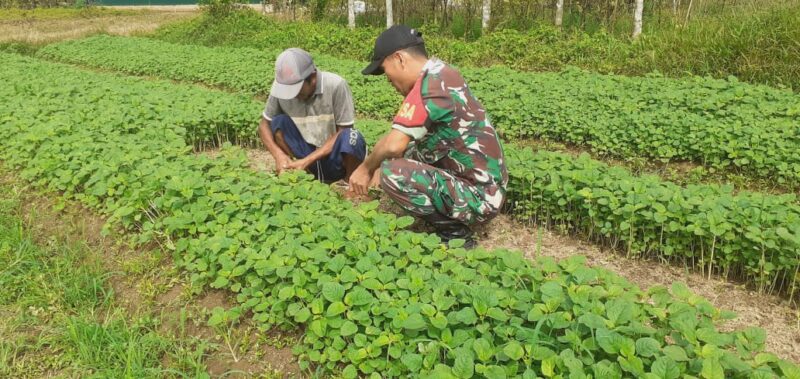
left=419, top=58, right=443, bottom=78
left=314, top=71, right=324, bottom=96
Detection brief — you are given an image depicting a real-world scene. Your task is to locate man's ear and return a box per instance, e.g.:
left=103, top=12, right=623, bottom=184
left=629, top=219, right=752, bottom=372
left=396, top=51, right=406, bottom=69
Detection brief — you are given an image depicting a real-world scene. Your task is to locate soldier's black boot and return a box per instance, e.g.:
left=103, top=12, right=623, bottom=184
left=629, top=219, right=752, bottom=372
left=422, top=213, right=477, bottom=249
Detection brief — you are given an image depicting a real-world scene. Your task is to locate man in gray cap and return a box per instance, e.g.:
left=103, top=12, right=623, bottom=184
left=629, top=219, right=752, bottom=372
left=257, top=48, right=366, bottom=183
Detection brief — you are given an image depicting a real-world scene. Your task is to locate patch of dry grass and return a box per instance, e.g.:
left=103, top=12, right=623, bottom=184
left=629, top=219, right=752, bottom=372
left=0, top=9, right=196, bottom=44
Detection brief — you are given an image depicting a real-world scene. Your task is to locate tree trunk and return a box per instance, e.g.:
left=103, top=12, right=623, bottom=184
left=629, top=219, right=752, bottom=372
left=685, top=0, right=694, bottom=26
left=482, top=0, right=491, bottom=30
left=633, top=0, right=644, bottom=39
left=555, top=0, right=564, bottom=27
left=386, top=0, right=393, bottom=28
left=348, top=0, right=355, bottom=29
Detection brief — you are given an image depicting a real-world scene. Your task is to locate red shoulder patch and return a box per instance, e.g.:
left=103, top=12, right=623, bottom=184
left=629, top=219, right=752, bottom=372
left=393, top=77, right=427, bottom=127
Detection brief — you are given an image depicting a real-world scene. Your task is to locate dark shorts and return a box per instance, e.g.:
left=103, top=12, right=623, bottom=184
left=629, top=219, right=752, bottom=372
left=270, top=114, right=366, bottom=182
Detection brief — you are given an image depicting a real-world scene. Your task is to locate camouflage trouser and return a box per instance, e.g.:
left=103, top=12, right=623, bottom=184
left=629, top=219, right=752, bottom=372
left=380, top=158, right=501, bottom=227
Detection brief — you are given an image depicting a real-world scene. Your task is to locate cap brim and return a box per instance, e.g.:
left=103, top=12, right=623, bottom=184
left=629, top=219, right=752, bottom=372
left=361, top=59, right=384, bottom=76
left=269, top=80, right=304, bottom=100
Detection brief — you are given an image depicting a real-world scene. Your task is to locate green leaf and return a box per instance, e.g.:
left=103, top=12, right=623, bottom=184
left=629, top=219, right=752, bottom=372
left=322, top=282, right=345, bottom=302
left=503, top=341, right=524, bottom=361
left=344, top=286, right=375, bottom=306
left=294, top=307, right=311, bottom=323
left=309, top=319, right=326, bottom=337
left=278, top=286, right=294, bottom=300
left=662, top=345, right=689, bottom=362
left=635, top=337, right=661, bottom=358
left=701, top=358, right=724, bottom=379
left=431, top=313, right=448, bottom=329
left=473, top=338, right=494, bottom=362
left=340, top=320, right=358, bottom=337
left=402, top=313, right=427, bottom=330
left=453, top=354, right=475, bottom=378
left=486, top=307, right=508, bottom=322
left=650, top=356, right=681, bottom=379
left=342, top=364, right=358, bottom=379
left=401, top=353, right=423, bottom=371
left=326, top=301, right=346, bottom=317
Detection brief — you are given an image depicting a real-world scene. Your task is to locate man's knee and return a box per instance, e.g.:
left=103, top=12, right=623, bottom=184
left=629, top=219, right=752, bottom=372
left=379, top=159, right=410, bottom=194
left=269, top=114, right=292, bottom=134
left=335, top=128, right=367, bottom=160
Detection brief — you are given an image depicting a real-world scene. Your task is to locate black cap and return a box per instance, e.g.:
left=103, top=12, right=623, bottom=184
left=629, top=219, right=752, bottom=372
left=362, top=25, right=425, bottom=75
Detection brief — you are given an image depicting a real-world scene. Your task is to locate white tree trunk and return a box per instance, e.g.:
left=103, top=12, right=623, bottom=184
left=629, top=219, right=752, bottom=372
left=348, top=0, right=355, bottom=29
left=685, top=0, right=694, bottom=26
left=633, top=0, right=644, bottom=39
left=555, top=0, right=564, bottom=27
left=672, top=0, right=678, bottom=15
left=386, top=0, right=393, bottom=28
left=482, top=0, right=491, bottom=30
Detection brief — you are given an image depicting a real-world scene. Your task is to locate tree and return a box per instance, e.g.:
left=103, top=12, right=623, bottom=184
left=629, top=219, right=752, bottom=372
left=633, top=0, right=644, bottom=38
left=482, top=0, right=491, bottom=30
left=348, top=0, right=355, bottom=29
left=555, top=0, right=564, bottom=28
left=386, top=0, right=393, bottom=28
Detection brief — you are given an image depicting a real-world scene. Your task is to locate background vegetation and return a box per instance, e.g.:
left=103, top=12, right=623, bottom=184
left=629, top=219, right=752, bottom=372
left=154, top=0, right=800, bottom=90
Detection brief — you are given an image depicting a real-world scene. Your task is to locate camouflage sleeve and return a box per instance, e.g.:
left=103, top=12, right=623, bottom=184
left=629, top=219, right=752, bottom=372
left=391, top=76, right=428, bottom=140
left=420, top=74, right=455, bottom=124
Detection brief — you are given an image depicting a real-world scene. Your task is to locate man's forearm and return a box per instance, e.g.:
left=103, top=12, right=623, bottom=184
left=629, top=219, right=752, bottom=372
left=257, top=118, right=287, bottom=160
left=301, top=129, right=343, bottom=164
left=362, top=130, right=409, bottom=173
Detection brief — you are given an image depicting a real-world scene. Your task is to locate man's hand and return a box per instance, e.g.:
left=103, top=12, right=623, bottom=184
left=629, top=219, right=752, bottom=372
left=369, top=169, right=382, bottom=189
left=348, top=165, right=372, bottom=195
left=275, top=154, right=291, bottom=175
left=285, top=157, right=312, bottom=171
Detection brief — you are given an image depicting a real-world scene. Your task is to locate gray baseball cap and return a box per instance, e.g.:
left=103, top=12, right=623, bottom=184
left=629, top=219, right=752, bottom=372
left=270, top=48, right=317, bottom=100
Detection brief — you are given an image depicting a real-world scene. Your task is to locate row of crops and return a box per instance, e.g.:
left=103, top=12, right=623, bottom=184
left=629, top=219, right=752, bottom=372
left=32, top=35, right=800, bottom=298
left=37, top=35, right=800, bottom=186
left=1, top=51, right=798, bottom=378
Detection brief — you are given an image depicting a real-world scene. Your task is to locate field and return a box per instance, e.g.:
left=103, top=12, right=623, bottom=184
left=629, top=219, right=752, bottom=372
left=0, top=7, right=193, bottom=45
left=1, top=6, right=799, bottom=379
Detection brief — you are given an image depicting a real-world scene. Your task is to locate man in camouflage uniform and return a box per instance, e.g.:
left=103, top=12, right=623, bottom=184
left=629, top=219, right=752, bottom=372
left=349, top=25, right=508, bottom=248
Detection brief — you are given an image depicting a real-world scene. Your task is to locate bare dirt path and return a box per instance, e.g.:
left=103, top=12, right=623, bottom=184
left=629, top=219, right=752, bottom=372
left=233, top=147, right=800, bottom=363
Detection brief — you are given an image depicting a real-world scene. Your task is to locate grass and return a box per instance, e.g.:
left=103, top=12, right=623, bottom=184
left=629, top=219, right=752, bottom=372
left=0, top=173, right=300, bottom=377
left=0, top=7, right=196, bottom=44
left=0, top=7, right=144, bottom=21
left=0, top=179, right=180, bottom=377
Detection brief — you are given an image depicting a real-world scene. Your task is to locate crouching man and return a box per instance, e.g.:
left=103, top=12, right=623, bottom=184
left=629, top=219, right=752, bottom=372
left=348, top=26, right=509, bottom=248
left=258, top=48, right=366, bottom=183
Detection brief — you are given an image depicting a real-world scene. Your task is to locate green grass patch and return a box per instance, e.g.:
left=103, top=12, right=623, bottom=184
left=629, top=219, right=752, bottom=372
left=0, top=181, right=193, bottom=377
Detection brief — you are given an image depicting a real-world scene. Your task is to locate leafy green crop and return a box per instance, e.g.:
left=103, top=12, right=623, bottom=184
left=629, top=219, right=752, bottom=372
left=2, top=52, right=798, bottom=377
left=358, top=119, right=800, bottom=297
left=37, top=35, right=800, bottom=185
left=34, top=35, right=800, bottom=296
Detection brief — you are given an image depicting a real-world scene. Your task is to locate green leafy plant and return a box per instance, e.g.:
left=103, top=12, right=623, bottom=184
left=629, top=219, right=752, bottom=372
left=32, top=36, right=800, bottom=297
left=37, top=35, right=800, bottom=186
left=1, top=52, right=798, bottom=378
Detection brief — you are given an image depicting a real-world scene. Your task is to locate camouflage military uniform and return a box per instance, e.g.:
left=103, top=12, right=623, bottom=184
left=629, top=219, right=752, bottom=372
left=380, top=58, right=508, bottom=227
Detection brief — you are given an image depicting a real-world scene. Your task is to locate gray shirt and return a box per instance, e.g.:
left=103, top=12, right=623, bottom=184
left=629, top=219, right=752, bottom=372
left=262, top=71, right=355, bottom=147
